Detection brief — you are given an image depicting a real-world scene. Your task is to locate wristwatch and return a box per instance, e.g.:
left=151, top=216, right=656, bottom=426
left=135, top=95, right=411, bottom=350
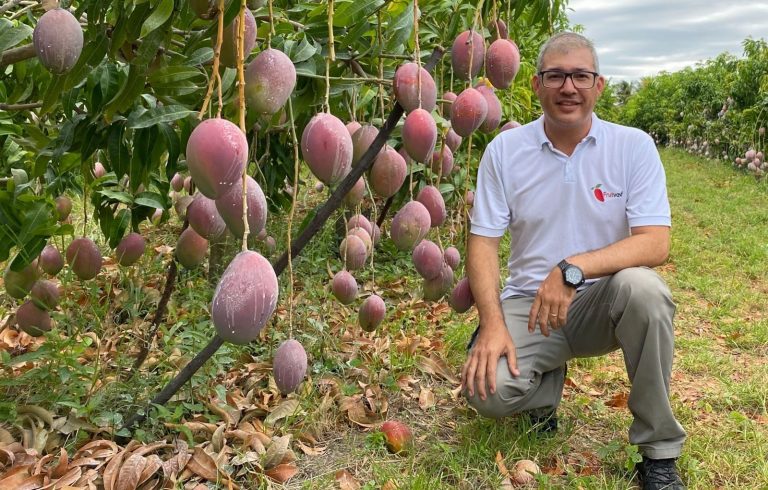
left=557, top=259, right=585, bottom=288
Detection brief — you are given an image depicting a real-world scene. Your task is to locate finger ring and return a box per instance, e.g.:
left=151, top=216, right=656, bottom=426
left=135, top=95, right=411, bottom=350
left=550, top=313, right=558, bottom=317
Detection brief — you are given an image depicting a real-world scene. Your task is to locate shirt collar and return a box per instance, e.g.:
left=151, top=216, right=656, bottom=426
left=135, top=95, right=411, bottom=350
left=535, top=112, right=602, bottom=150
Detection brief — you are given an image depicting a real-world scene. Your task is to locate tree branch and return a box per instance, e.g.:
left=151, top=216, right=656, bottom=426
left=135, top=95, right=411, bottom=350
left=0, top=102, right=42, bottom=110
left=0, top=0, right=23, bottom=15
left=0, top=44, right=36, bottom=68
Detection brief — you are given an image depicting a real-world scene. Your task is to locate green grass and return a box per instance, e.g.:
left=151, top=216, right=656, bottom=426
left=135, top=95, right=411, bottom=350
left=1, top=148, right=767, bottom=489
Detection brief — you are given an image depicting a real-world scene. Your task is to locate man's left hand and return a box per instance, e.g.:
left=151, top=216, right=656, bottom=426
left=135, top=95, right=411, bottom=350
left=527, top=266, right=577, bottom=336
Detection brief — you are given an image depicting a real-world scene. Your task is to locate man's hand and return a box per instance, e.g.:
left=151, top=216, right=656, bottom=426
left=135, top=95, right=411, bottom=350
left=461, top=323, right=520, bottom=400
left=527, top=266, right=577, bottom=336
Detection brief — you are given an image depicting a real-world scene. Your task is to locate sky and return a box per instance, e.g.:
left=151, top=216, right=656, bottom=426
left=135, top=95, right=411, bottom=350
left=567, top=0, right=768, bottom=82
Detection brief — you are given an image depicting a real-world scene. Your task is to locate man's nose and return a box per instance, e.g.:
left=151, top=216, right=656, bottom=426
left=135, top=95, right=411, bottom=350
left=560, top=75, right=578, bottom=93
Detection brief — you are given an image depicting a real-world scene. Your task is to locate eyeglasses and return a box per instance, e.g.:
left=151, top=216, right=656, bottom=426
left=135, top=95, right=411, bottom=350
left=539, top=70, right=599, bottom=89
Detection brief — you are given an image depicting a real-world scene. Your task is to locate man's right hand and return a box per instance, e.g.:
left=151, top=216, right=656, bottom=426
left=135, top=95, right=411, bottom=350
left=461, top=323, right=520, bottom=400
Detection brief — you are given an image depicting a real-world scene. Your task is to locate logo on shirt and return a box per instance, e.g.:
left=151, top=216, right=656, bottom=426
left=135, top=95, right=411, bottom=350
left=591, top=184, right=623, bottom=202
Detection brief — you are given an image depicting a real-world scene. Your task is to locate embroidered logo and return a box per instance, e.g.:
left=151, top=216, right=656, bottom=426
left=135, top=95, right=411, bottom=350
left=591, top=184, right=623, bottom=202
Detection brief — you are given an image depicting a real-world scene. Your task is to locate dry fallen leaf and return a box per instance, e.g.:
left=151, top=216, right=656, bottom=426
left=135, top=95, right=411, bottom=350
left=262, top=435, right=291, bottom=470
left=264, top=463, right=298, bottom=483
left=606, top=392, right=629, bottom=409
left=295, top=440, right=327, bottom=456
left=417, top=354, right=459, bottom=384
left=381, top=479, right=399, bottom=490
left=264, top=399, right=300, bottom=426
left=115, top=453, right=146, bottom=490
left=335, top=469, right=360, bottom=490
left=495, top=451, right=510, bottom=477
left=185, top=446, right=220, bottom=482
left=418, top=388, right=436, bottom=410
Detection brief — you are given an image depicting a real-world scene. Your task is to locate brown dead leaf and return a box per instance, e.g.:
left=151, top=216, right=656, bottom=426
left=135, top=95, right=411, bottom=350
left=211, top=425, right=226, bottom=453
left=206, top=399, right=240, bottom=427
left=0, top=465, right=35, bottom=489
left=102, top=445, right=129, bottom=490
left=339, top=394, right=385, bottom=428
left=50, top=447, right=69, bottom=479
left=115, top=453, right=146, bottom=490
left=542, top=456, right=566, bottom=476
left=381, top=480, right=399, bottom=490
left=418, top=388, right=436, bottom=410
left=185, top=446, right=219, bottom=482
left=262, top=435, right=290, bottom=470
left=264, top=399, right=300, bottom=426
left=495, top=451, right=510, bottom=477
left=73, top=467, right=99, bottom=487
left=46, top=465, right=81, bottom=488
left=564, top=376, right=603, bottom=397
left=230, top=451, right=262, bottom=469
left=0, top=446, right=15, bottom=468
left=164, top=421, right=218, bottom=435
left=264, top=463, right=298, bottom=483
left=137, top=454, right=162, bottom=488
left=73, top=439, right=118, bottom=460
left=130, top=442, right=172, bottom=458
left=153, top=245, right=174, bottom=255
left=417, top=354, right=459, bottom=384
left=606, top=392, right=629, bottom=409
left=160, top=441, right=190, bottom=479
left=296, top=440, right=326, bottom=456
left=395, top=375, right=418, bottom=392
left=395, top=333, right=432, bottom=355
left=335, top=469, right=360, bottom=490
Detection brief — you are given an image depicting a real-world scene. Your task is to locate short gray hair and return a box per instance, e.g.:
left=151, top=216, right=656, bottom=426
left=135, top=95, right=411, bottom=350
left=536, top=32, right=600, bottom=73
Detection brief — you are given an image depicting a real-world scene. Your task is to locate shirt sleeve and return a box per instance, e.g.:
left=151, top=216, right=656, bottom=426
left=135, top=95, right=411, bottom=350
left=626, top=133, right=671, bottom=228
left=470, top=142, right=510, bottom=237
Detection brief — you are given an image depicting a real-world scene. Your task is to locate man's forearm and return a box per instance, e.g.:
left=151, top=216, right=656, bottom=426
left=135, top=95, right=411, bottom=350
left=566, top=226, right=670, bottom=279
left=467, top=234, right=506, bottom=328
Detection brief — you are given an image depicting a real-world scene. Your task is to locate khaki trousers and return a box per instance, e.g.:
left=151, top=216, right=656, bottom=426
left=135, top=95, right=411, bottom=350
left=464, top=267, right=686, bottom=459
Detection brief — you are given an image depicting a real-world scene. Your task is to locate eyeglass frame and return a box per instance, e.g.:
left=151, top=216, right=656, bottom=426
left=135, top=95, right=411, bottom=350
left=537, top=70, right=601, bottom=89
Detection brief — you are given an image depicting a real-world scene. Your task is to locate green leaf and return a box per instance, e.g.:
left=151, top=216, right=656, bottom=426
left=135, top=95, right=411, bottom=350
left=333, top=0, right=385, bottom=27
left=185, top=48, right=214, bottom=67
left=148, top=65, right=206, bottom=86
left=295, top=58, right=317, bottom=77
left=127, top=105, right=195, bottom=129
left=287, top=36, right=318, bottom=64
left=385, top=1, right=414, bottom=52
left=108, top=208, right=131, bottom=248
left=140, top=0, right=174, bottom=39
left=0, top=19, right=32, bottom=52
left=158, top=123, right=180, bottom=175
left=97, top=189, right=134, bottom=204
left=129, top=127, right=158, bottom=191
left=105, top=64, right=149, bottom=121
left=41, top=75, right=67, bottom=116
left=108, top=124, right=131, bottom=177
left=134, top=193, right=165, bottom=209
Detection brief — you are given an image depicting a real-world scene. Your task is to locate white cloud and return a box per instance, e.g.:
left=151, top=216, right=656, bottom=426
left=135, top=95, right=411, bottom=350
left=566, top=0, right=768, bottom=81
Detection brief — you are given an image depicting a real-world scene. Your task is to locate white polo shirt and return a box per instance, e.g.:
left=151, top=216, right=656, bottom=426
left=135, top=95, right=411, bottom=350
left=471, top=113, right=670, bottom=298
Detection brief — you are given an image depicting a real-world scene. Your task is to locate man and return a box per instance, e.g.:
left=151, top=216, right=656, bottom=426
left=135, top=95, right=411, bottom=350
left=461, top=32, right=686, bottom=490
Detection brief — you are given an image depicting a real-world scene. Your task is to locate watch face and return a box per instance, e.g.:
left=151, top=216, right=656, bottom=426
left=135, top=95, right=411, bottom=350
left=565, top=266, right=583, bottom=285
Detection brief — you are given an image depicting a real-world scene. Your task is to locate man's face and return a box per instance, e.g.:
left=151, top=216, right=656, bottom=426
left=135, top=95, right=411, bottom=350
left=532, top=47, right=605, bottom=130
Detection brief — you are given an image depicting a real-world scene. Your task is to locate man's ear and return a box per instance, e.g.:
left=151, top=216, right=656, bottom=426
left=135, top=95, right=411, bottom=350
left=596, top=75, right=606, bottom=95
left=532, top=73, right=541, bottom=92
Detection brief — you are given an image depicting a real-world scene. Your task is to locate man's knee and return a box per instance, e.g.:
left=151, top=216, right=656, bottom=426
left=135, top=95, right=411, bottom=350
left=611, top=267, right=675, bottom=317
left=463, top=369, right=537, bottom=419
